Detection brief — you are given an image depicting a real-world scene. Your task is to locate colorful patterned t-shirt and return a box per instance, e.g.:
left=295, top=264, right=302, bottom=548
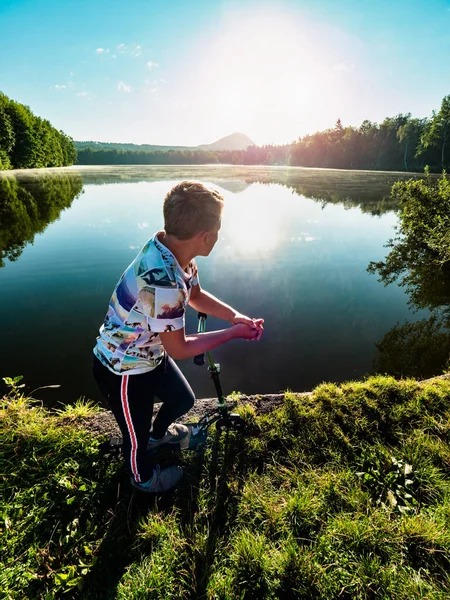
left=93, top=231, right=199, bottom=375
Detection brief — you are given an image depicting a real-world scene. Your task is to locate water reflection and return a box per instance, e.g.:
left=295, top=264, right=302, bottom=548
left=0, top=166, right=439, bottom=404
left=0, top=172, right=83, bottom=267
left=374, top=316, right=450, bottom=379
left=368, top=173, right=450, bottom=378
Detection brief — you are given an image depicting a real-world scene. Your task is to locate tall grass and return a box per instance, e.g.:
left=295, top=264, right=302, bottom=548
left=2, top=374, right=450, bottom=598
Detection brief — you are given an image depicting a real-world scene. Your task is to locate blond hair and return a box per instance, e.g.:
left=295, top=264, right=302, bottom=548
left=163, top=181, right=224, bottom=240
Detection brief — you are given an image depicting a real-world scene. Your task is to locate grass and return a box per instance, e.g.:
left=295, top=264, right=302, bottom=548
left=2, top=374, right=450, bottom=599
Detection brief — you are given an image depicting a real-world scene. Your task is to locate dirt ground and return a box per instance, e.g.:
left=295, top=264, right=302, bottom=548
left=68, top=373, right=450, bottom=440
left=68, top=391, right=312, bottom=440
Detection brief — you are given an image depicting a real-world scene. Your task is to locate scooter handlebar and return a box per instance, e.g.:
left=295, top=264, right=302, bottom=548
left=194, top=312, right=208, bottom=365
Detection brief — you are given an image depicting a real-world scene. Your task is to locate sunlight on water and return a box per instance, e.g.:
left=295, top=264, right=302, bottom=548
left=221, top=187, right=282, bottom=255
left=0, top=166, right=429, bottom=405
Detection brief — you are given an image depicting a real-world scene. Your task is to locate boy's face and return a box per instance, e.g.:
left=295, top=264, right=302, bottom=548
left=200, top=221, right=221, bottom=256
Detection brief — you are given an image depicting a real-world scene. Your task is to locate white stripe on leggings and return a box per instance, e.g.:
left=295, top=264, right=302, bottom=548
left=120, top=375, right=140, bottom=483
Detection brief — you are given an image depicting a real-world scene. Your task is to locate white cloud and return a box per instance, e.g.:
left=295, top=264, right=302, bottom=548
left=333, top=62, right=355, bottom=73
left=117, top=43, right=142, bottom=57
left=144, top=79, right=159, bottom=94
left=96, top=47, right=110, bottom=54
left=117, top=81, right=132, bottom=93
left=131, top=44, right=142, bottom=57
left=146, top=61, right=159, bottom=69
left=76, top=91, right=88, bottom=97
left=53, top=84, right=66, bottom=90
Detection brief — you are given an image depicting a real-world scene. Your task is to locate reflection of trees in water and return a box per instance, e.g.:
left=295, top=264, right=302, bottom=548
left=0, top=173, right=83, bottom=267
left=252, top=179, right=399, bottom=215
left=374, top=317, right=450, bottom=379
left=368, top=173, right=450, bottom=378
left=75, top=165, right=427, bottom=215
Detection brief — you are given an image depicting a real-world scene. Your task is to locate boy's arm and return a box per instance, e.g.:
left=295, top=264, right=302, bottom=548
left=189, top=285, right=264, bottom=336
left=159, top=323, right=259, bottom=360
left=189, top=285, right=235, bottom=322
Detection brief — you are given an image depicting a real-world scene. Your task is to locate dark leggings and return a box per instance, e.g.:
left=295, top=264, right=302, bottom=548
left=92, top=353, right=195, bottom=483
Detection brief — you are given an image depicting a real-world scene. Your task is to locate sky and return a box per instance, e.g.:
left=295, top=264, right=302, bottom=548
left=1, top=0, right=450, bottom=146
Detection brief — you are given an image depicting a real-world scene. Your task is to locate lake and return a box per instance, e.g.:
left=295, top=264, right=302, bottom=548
left=0, top=165, right=428, bottom=407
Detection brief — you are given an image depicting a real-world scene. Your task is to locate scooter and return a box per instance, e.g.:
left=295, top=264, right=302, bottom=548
left=101, top=312, right=246, bottom=456
left=179, top=312, right=246, bottom=449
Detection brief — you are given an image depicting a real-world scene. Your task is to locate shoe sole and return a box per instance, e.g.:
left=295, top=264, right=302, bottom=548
left=129, top=477, right=182, bottom=494
left=147, top=434, right=189, bottom=450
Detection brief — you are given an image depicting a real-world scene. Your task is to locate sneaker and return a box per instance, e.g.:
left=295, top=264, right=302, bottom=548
left=130, top=465, right=183, bottom=494
left=147, top=423, right=189, bottom=449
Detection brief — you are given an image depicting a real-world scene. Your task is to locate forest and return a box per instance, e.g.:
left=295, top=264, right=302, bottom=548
left=1, top=92, right=448, bottom=173
left=77, top=94, right=450, bottom=172
left=0, top=92, right=77, bottom=169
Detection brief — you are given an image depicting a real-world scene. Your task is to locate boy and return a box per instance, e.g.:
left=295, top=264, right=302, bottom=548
left=92, top=181, right=264, bottom=494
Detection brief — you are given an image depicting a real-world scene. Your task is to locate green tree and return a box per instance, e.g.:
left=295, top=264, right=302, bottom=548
left=5, top=100, right=37, bottom=168
left=0, top=93, right=15, bottom=169
left=0, top=91, right=77, bottom=169
left=368, top=172, right=450, bottom=315
left=419, top=95, right=450, bottom=171
left=368, top=172, right=450, bottom=378
left=397, top=117, right=424, bottom=171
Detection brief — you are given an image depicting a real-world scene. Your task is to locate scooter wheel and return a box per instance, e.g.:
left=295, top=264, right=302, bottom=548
left=216, top=418, right=227, bottom=432
left=215, top=414, right=246, bottom=432
left=229, top=413, right=246, bottom=431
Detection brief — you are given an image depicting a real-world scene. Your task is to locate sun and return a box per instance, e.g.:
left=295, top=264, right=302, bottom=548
left=174, top=6, right=345, bottom=145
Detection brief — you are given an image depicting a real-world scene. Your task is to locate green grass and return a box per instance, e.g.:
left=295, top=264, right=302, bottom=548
left=2, top=374, right=450, bottom=599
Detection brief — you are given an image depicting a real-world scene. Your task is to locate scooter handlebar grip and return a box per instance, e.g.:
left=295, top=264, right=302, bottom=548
left=194, top=353, right=206, bottom=366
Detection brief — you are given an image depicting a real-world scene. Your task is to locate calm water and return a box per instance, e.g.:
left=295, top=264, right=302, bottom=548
left=0, top=165, right=428, bottom=406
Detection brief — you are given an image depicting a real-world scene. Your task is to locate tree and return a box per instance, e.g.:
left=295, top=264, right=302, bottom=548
left=0, top=91, right=77, bottom=169
left=397, top=118, right=424, bottom=171
left=419, top=95, right=450, bottom=171
left=367, top=172, right=450, bottom=319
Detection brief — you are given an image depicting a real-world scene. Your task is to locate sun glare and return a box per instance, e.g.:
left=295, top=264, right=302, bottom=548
left=220, top=184, right=288, bottom=256
left=177, top=7, right=350, bottom=145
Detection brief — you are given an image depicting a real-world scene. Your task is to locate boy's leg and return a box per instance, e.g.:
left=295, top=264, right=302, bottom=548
left=93, top=355, right=157, bottom=483
left=151, top=355, right=196, bottom=440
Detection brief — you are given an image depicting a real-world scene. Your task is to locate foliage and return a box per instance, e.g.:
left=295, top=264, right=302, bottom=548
left=367, top=171, right=450, bottom=377
left=0, top=91, right=77, bottom=169
left=2, top=375, right=450, bottom=598
left=419, top=95, right=450, bottom=171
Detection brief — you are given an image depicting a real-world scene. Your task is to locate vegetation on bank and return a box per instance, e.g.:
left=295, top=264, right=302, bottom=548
left=368, top=171, right=450, bottom=379
left=2, top=373, right=450, bottom=599
left=0, top=92, right=77, bottom=170
left=77, top=94, right=450, bottom=172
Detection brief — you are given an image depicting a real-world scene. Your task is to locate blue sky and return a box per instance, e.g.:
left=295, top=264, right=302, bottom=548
left=1, top=0, right=449, bottom=146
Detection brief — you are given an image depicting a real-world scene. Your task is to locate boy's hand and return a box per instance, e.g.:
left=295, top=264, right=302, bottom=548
left=232, top=323, right=262, bottom=341
left=231, top=313, right=264, bottom=341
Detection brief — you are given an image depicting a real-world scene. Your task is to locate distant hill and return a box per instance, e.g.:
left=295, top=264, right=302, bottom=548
left=197, top=132, right=255, bottom=151
left=74, top=132, right=255, bottom=153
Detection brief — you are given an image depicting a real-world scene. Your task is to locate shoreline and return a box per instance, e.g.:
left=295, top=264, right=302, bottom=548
left=0, top=163, right=428, bottom=177
left=64, top=373, right=450, bottom=440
